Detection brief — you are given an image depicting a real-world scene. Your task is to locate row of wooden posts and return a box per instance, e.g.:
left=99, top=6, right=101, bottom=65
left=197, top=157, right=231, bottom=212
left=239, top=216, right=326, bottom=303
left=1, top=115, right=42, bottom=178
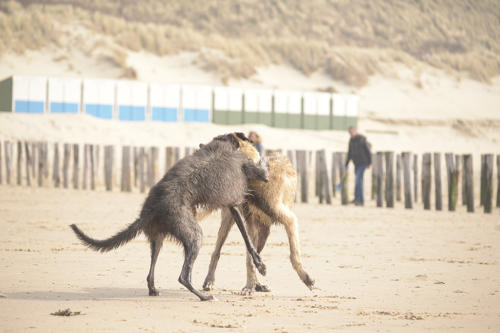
left=1, top=140, right=499, bottom=213
left=311, top=150, right=499, bottom=213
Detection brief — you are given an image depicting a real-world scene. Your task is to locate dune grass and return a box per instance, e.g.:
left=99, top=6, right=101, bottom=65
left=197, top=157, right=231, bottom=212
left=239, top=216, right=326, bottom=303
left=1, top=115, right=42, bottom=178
left=1, top=0, right=499, bottom=85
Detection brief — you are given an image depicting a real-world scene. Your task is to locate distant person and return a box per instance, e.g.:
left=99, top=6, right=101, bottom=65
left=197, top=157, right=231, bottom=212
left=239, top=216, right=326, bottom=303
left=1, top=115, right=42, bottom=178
left=248, top=131, right=264, bottom=157
left=345, top=126, right=371, bottom=206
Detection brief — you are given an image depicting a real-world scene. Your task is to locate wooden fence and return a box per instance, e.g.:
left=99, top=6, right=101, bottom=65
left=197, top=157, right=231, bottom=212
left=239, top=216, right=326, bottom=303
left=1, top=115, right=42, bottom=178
left=1, top=140, right=499, bottom=213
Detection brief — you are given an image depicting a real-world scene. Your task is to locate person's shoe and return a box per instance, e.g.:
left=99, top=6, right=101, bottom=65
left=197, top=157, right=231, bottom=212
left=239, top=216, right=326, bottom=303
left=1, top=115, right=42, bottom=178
left=350, top=199, right=357, bottom=204
left=354, top=201, right=364, bottom=206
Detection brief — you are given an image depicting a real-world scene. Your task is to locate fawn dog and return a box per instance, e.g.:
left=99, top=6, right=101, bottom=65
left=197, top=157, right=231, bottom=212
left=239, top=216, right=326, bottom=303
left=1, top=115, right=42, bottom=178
left=202, top=134, right=315, bottom=294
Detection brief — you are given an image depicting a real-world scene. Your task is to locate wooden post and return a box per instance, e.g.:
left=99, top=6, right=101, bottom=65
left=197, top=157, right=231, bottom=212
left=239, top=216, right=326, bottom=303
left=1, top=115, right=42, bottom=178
left=331, top=152, right=337, bottom=198
left=480, top=155, right=486, bottom=206
left=385, top=151, right=394, bottom=208
left=434, top=153, right=442, bottom=211
left=375, top=152, right=383, bottom=207
left=330, top=153, right=338, bottom=198
left=317, top=150, right=331, bottom=204
left=24, top=142, right=31, bottom=186
left=139, top=147, right=145, bottom=193
left=421, top=153, right=431, bottom=210
left=402, top=152, right=412, bottom=209
left=82, top=144, right=89, bottom=190
left=174, top=147, right=180, bottom=163
left=455, top=155, right=461, bottom=207
left=445, top=153, right=457, bottom=211
left=413, top=154, right=418, bottom=202
left=16, top=141, right=22, bottom=185
left=296, top=150, right=308, bottom=203
left=461, top=155, right=467, bottom=205
left=316, top=151, right=324, bottom=199
left=316, top=150, right=323, bottom=202
left=396, top=154, right=402, bottom=201
left=89, top=145, right=95, bottom=190
left=287, top=150, right=298, bottom=202
left=37, top=142, right=44, bottom=187
left=62, top=144, right=70, bottom=188
left=4, top=141, right=12, bottom=184
left=30, top=142, right=36, bottom=178
left=121, top=146, right=131, bottom=192
left=133, top=147, right=139, bottom=187
left=165, top=147, right=175, bottom=173
left=53, top=143, right=60, bottom=188
left=43, top=142, right=49, bottom=180
left=148, top=147, right=158, bottom=187
left=72, top=144, right=79, bottom=189
left=483, top=154, right=493, bottom=213
left=497, top=155, right=500, bottom=208
left=371, top=153, right=376, bottom=200
left=337, top=152, right=348, bottom=205
left=463, top=154, right=474, bottom=212
left=104, top=145, right=114, bottom=191
left=0, top=140, right=2, bottom=185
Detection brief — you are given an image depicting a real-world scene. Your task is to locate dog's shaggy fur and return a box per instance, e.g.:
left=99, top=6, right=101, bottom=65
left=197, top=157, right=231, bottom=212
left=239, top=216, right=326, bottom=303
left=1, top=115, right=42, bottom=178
left=202, top=135, right=315, bottom=294
left=70, top=133, right=269, bottom=301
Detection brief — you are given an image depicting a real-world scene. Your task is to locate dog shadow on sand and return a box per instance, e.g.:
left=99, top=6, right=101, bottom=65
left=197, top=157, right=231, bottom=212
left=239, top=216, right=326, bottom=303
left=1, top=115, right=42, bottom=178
left=5, top=288, right=202, bottom=301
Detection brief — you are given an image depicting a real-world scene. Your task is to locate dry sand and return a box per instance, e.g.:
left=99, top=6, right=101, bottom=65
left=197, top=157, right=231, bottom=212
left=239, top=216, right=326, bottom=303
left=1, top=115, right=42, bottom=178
left=0, top=186, right=499, bottom=332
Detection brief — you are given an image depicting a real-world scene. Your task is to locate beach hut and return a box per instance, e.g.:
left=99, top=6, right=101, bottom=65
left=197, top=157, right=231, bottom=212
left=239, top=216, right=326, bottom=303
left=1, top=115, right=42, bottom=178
left=182, top=85, right=212, bottom=122
left=213, top=87, right=243, bottom=124
left=116, top=80, right=148, bottom=121
left=0, top=75, right=46, bottom=113
left=244, top=88, right=273, bottom=126
left=82, top=79, right=115, bottom=119
left=273, top=90, right=303, bottom=129
left=332, top=94, right=347, bottom=130
left=150, top=83, right=180, bottom=122
left=48, top=77, right=81, bottom=114
left=345, top=94, right=359, bottom=129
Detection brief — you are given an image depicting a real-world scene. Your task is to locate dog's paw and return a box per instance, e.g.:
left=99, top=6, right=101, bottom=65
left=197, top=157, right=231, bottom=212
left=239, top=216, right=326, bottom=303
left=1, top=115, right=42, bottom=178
left=255, top=261, right=267, bottom=276
left=303, top=274, right=315, bottom=290
left=255, top=283, right=271, bottom=292
left=240, top=287, right=254, bottom=296
left=148, top=289, right=160, bottom=296
left=201, top=294, right=218, bottom=302
left=202, top=279, right=215, bottom=291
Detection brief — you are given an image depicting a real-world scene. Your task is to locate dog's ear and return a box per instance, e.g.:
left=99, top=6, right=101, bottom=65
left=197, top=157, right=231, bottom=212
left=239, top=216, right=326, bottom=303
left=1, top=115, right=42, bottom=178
left=234, top=132, right=251, bottom=142
left=213, top=133, right=240, bottom=149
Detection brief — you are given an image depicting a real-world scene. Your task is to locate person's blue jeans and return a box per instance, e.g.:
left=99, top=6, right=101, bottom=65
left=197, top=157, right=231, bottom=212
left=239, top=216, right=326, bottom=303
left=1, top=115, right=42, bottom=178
left=354, top=164, right=367, bottom=204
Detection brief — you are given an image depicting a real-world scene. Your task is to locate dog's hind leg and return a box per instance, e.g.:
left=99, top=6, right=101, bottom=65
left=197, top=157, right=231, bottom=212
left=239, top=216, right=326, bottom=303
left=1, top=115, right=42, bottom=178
left=241, top=218, right=260, bottom=295
left=253, top=222, right=271, bottom=292
left=242, top=219, right=271, bottom=294
left=229, top=206, right=266, bottom=276
left=176, top=217, right=214, bottom=301
left=279, top=204, right=315, bottom=289
left=203, top=208, right=234, bottom=291
left=147, top=234, right=165, bottom=296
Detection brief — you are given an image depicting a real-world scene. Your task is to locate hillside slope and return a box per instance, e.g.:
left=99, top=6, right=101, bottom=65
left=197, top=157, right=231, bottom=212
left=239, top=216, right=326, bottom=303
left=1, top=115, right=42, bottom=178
left=1, top=0, right=499, bottom=86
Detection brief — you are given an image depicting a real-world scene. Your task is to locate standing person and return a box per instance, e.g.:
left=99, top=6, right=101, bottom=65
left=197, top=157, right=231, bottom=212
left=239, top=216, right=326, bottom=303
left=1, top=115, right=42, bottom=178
left=345, top=126, right=371, bottom=206
left=248, top=131, right=264, bottom=157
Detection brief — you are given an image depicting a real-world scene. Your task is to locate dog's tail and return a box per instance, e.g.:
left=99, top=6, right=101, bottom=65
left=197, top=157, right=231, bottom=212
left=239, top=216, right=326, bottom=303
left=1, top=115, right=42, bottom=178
left=70, top=218, right=143, bottom=253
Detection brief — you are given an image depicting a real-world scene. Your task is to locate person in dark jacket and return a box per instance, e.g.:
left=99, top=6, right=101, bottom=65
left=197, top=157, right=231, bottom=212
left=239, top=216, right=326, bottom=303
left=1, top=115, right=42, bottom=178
left=345, top=126, right=371, bottom=206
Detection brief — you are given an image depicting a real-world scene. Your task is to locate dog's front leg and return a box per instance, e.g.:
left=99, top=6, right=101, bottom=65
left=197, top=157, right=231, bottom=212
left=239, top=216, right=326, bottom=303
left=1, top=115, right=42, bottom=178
left=229, top=206, right=266, bottom=276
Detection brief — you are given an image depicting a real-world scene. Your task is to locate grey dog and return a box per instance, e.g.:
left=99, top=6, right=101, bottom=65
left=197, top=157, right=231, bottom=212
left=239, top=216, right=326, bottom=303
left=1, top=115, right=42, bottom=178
left=70, top=133, right=269, bottom=301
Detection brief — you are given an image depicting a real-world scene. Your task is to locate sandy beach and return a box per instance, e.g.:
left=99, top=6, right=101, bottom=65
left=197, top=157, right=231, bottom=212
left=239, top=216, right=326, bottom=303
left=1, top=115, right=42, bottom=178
left=0, top=186, right=498, bottom=332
